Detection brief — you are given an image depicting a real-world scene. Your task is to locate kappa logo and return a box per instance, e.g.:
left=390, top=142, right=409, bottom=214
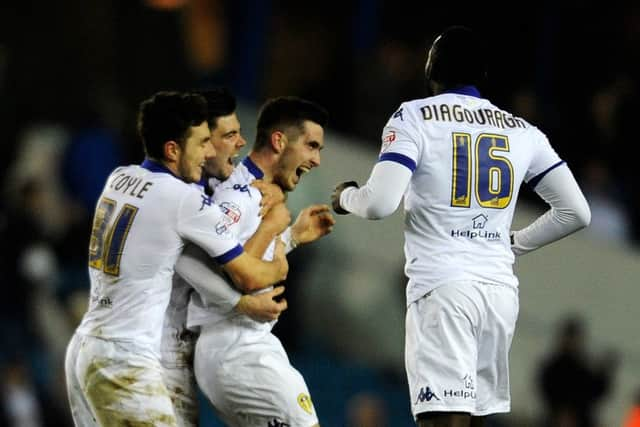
left=297, top=393, right=314, bottom=415
left=267, top=419, right=290, bottom=427
left=415, top=386, right=440, bottom=404
left=199, top=194, right=213, bottom=211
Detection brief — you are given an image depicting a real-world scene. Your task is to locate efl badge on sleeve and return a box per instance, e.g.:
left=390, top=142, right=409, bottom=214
left=381, top=130, right=396, bottom=153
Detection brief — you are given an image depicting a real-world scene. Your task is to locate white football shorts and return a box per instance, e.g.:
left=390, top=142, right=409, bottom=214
left=405, top=281, right=519, bottom=417
left=65, top=332, right=178, bottom=427
left=195, top=320, right=318, bottom=427
left=160, top=363, right=198, bottom=427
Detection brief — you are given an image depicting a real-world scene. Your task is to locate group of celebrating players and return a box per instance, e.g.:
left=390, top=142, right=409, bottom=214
left=65, top=26, right=590, bottom=427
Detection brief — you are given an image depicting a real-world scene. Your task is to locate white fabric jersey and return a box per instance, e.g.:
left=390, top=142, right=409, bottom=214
left=160, top=181, right=213, bottom=367
left=378, top=89, right=562, bottom=304
left=160, top=278, right=197, bottom=367
left=187, top=157, right=277, bottom=331
left=75, top=160, right=243, bottom=355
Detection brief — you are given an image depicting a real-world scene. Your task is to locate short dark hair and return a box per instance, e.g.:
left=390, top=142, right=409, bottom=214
left=254, top=97, right=328, bottom=150
left=137, top=91, right=208, bottom=160
left=199, top=87, right=237, bottom=130
left=425, top=26, right=488, bottom=89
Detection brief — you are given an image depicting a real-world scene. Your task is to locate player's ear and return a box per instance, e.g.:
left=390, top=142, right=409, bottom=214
left=164, top=140, right=180, bottom=162
left=271, top=131, right=286, bottom=154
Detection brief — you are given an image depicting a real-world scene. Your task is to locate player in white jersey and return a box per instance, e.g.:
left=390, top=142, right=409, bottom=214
left=332, top=27, right=591, bottom=427
left=160, top=88, right=290, bottom=427
left=65, top=91, right=288, bottom=427
left=176, top=96, right=335, bottom=427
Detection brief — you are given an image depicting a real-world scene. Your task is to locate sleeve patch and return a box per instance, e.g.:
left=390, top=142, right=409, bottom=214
left=215, top=201, right=242, bottom=234
left=381, top=130, right=396, bottom=152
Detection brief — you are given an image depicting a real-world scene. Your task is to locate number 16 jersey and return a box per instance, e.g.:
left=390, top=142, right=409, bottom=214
left=380, top=87, right=563, bottom=305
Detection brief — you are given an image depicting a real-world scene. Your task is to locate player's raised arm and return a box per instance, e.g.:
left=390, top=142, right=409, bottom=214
left=332, top=161, right=412, bottom=219
left=289, top=204, right=335, bottom=244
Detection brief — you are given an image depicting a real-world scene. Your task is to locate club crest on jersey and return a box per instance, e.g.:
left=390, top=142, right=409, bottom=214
left=215, top=201, right=242, bottom=234
left=381, top=130, right=396, bottom=153
left=297, top=393, right=313, bottom=415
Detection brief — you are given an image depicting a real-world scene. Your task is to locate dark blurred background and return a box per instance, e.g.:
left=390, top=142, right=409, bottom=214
left=1, top=1, right=639, bottom=426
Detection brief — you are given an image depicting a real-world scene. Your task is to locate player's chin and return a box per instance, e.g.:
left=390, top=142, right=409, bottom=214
left=285, top=179, right=297, bottom=192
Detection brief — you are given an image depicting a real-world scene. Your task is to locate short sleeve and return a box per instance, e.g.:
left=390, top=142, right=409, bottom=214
left=212, top=182, right=261, bottom=243
left=176, top=187, right=243, bottom=264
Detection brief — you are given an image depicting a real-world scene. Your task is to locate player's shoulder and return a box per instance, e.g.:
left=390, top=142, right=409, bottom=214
left=385, top=98, right=429, bottom=129
left=214, top=164, right=260, bottom=205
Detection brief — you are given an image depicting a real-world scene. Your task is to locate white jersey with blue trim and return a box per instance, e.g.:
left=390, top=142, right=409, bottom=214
left=76, top=160, right=243, bottom=355
left=187, top=157, right=276, bottom=330
left=381, top=87, right=563, bottom=304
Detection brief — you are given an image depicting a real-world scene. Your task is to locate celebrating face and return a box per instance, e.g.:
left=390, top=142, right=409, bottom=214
left=177, top=121, right=214, bottom=183
left=204, top=113, right=247, bottom=180
left=273, top=120, right=324, bottom=192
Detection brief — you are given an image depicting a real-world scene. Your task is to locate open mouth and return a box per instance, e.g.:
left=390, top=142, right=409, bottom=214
left=295, top=166, right=310, bottom=179
left=228, top=153, right=240, bottom=166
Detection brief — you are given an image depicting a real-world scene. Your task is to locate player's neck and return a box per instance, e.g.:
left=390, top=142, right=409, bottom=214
left=154, top=158, right=181, bottom=178
left=247, top=152, right=275, bottom=183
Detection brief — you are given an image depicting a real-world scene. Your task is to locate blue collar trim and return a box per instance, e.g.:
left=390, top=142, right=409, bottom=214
left=141, top=158, right=184, bottom=181
left=242, top=157, right=264, bottom=179
left=443, top=85, right=482, bottom=98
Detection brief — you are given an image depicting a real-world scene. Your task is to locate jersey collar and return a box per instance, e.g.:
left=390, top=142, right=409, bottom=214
left=141, top=158, right=186, bottom=182
left=242, top=156, right=264, bottom=179
left=443, top=85, right=482, bottom=98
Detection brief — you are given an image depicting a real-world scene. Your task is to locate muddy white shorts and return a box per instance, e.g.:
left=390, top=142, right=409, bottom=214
left=65, top=332, right=178, bottom=427
left=160, top=357, right=198, bottom=427
left=195, top=320, right=318, bottom=427
left=405, top=281, right=519, bottom=418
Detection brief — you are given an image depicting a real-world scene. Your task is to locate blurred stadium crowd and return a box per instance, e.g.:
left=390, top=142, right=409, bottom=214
left=0, top=1, right=638, bottom=426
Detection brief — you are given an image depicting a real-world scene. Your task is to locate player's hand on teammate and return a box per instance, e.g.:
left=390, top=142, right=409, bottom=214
left=331, top=181, right=359, bottom=214
left=235, top=286, right=288, bottom=322
left=260, top=202, right=291, bottom=236
left=252, top=180, right=286, bottom=217
left=291, top=204, right=336, bottom=245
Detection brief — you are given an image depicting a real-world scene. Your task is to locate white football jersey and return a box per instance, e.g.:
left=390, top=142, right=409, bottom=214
left=76, top=160, right=243, bottom=355
left=160, top=180, right=210, bottom=366
left=380, top=87, right=563, bottom=304
left=187, top=157, right=276, bottom=331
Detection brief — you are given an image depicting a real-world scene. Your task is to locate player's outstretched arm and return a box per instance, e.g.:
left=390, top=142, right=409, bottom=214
left=290, top=204, right=335, bottom=245
left=332, top=160, right=412, bottom=219
left=511, top=165, right=591, bottom=256
left=223, top=237, right=288, bottom=292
